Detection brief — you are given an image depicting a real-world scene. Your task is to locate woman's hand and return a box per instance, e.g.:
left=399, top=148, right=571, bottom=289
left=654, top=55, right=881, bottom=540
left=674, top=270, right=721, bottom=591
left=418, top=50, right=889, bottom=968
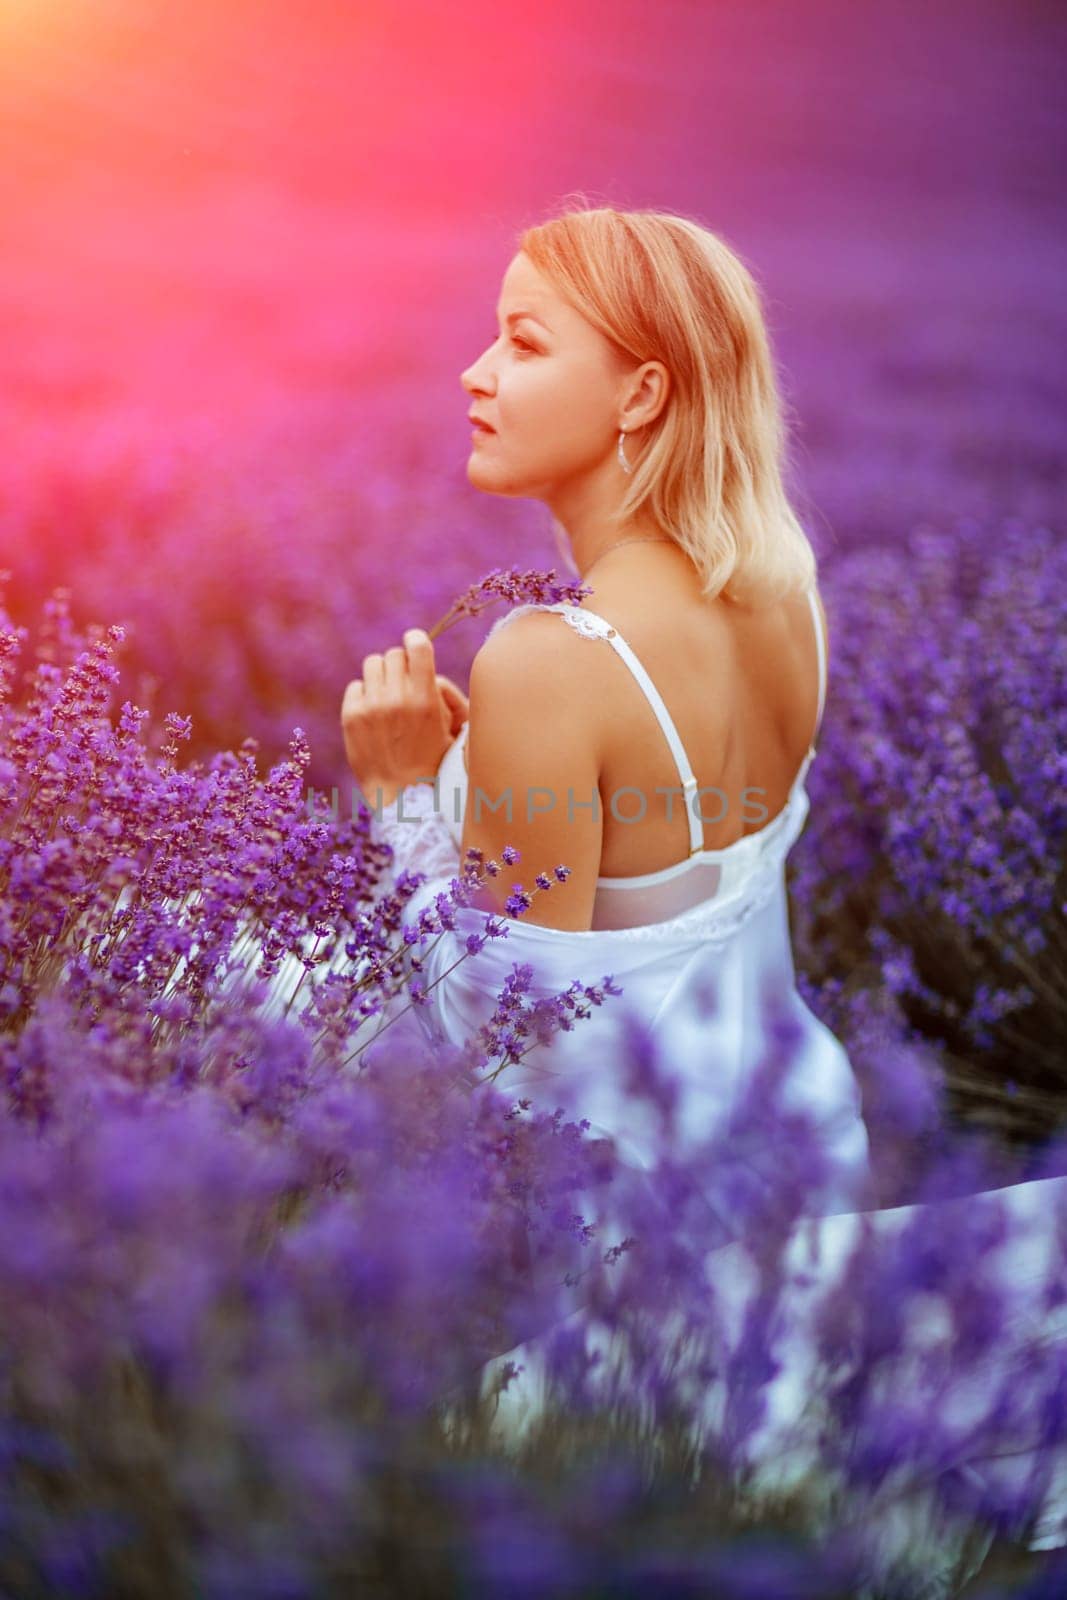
left=436, top=673, right=470, bottom=738
left=341, top=629, right=469, bottom=807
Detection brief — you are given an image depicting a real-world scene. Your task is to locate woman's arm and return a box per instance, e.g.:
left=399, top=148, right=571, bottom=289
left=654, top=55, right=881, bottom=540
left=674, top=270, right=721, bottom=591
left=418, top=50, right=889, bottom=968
left=371, top=772, right=612, bottom=1066
left=345, top=616, right=610, bottom=1062
left=459, top=613, right=603, bottom=932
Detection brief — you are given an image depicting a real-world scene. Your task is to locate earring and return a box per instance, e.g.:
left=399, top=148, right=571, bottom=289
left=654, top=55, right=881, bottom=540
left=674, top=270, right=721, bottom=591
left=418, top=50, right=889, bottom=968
left=617, top=428, right=633, bottom=475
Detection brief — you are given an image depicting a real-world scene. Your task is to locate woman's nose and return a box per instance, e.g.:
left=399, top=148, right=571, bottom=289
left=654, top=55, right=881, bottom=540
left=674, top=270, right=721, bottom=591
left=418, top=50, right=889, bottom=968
left=461, top=361, right=492, bottom=395
left=461, top=338, right=499, bottom=392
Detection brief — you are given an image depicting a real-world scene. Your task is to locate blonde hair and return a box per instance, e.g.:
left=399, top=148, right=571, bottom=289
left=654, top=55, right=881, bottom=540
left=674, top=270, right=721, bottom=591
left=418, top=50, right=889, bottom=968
left=517, top=198, right=817, bottom=605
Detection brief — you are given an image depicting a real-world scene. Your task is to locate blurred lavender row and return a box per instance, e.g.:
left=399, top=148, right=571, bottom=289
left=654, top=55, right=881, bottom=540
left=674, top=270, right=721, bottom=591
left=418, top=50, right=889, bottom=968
left=1, top=519, right=1066, bottom=1593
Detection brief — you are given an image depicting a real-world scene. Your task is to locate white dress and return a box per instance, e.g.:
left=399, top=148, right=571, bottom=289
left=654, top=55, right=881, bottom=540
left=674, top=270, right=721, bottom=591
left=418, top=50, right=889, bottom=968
left=369, top=593, right=1067, bottom=1577
left=375, top=590, right=871, bottom=1219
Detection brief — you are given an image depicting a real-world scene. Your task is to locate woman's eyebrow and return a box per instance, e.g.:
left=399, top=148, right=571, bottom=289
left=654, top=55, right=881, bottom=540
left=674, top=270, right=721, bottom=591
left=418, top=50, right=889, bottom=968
left=496, top=308, right=552, bottom=332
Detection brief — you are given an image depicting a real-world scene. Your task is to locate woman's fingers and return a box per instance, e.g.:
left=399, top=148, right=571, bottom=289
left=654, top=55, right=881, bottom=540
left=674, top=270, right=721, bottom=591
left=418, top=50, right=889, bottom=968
left=380, top=645, right=406, bottom=698
left=360, top=652, right=385, bottom=694
left=340, top=678, right=363, bottom=728
left=342, top=632, right=460, bottom=789
left=436, top=675, right=470, bottom=731
left=360, top=633, right=437, bottom=697
left=402, top=628, right=436, bottom=698
left=345, top=630, right=445, bottom=727
left=437, top=677, right=469, bottom=712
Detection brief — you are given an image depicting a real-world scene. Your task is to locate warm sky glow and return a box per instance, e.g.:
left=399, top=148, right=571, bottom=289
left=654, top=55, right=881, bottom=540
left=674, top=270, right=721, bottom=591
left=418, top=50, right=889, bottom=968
left=0, top=0, right=1061, bottom=542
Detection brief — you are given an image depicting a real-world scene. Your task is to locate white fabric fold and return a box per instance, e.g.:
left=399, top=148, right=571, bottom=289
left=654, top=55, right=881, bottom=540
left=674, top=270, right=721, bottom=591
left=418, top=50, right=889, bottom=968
left=372, top=745, right=871, bottom=1219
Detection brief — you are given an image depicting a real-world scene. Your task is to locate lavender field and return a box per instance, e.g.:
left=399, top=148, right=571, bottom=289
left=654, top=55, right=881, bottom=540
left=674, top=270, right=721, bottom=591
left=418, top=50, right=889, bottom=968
left=1, top=1, right=1066, bottom=1594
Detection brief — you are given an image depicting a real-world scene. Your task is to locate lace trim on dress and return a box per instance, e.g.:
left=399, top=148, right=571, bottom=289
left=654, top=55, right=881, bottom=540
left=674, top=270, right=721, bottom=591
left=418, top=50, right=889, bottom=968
left=485, top=602, right=564, bottom=642
left=373, top=782, right=467, bottom=889
left=552, top=607, right=616, bottom=642
left=486, top=601, right=616, bottom=645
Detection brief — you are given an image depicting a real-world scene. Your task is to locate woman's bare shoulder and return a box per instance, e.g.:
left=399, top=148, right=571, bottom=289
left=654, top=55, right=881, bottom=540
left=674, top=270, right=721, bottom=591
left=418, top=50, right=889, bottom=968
left=474, top=604, right=602, bottom=667
left=469, top=606, right=613, bottom=745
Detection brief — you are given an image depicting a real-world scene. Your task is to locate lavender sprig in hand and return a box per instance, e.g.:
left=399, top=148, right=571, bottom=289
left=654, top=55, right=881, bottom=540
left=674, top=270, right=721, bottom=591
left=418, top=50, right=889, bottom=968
left=424, top=566, right=592, bottom=642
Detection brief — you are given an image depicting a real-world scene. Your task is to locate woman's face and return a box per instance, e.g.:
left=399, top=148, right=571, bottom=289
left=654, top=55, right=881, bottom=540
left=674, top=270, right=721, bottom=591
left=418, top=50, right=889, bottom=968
left=460, top=250, right=633, bottom=500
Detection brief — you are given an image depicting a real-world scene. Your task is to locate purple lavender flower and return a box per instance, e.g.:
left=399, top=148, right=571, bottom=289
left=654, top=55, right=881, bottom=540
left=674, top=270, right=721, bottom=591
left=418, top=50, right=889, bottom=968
left=425, top=565, right=593, bottom=642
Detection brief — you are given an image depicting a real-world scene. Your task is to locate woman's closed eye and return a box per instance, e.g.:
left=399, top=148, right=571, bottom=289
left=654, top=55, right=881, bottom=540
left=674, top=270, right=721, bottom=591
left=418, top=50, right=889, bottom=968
left=490, top=332, right=536, bottom=353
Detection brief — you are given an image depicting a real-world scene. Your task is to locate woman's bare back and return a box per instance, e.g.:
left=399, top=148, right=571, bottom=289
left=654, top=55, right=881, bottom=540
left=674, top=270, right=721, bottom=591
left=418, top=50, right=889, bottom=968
left=563, top=560, right=827, bottom=879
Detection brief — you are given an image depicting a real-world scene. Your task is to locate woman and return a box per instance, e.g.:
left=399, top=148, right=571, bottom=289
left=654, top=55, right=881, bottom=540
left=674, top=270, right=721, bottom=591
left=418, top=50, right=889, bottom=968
left=341, top=205, right=871, bottom=1221
left=339, top=207, right=1067, bottom=1572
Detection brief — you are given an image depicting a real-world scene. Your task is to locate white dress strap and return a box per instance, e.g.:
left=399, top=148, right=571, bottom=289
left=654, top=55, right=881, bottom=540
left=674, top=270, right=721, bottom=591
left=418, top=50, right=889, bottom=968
left=544, top=603, right=704, bottom=857
left=805, top=586, right=827, bottom=743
